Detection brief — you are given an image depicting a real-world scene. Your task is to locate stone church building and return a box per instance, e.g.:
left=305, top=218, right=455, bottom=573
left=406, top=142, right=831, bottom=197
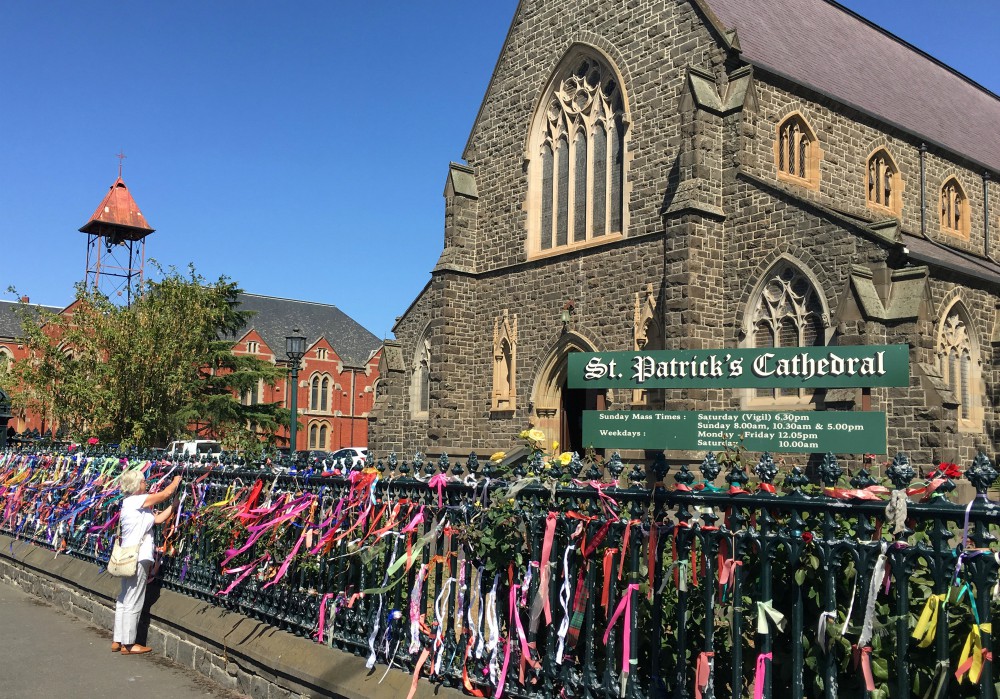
left=370, top=0, right=1000, bottom=468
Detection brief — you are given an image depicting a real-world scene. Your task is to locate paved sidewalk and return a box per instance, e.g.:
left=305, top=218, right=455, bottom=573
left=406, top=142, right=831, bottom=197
left=0, top=577, right=247, bottom=699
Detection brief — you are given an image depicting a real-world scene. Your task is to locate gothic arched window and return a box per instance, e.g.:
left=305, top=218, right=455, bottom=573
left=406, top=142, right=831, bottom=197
left=747, top=261, right=827, bottom=404
left=940, top=177, right=970, bottom=238
left=866, top=148, right=901, bottom=214
left=411, top=335, right=431, bottom=419
left=529, top=51, right=627, bottom=257
left=774, top=113, right=821, bottom=189
left=936, top=302, right=982, bottom=431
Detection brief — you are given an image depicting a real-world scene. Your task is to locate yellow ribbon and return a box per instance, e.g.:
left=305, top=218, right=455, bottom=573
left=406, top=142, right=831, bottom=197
left=955, top=623, right=991, bottom=684
left=757, top=600, right=788, bottom=634
left=207, top=483, right=237, bottom=508
left=912, top=593, right=947, bottom=648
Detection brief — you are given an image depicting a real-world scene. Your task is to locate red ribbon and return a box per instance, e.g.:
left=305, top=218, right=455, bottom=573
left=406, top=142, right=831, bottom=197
left=538, top=512, right=557, bottom=625
left=695, top=651, right=714, bottom=699
left=852, top=645, right=876, bottom=691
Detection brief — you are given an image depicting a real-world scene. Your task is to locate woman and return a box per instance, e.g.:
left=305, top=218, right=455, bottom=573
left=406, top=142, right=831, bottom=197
left=112, top=470, right=181, bottom=655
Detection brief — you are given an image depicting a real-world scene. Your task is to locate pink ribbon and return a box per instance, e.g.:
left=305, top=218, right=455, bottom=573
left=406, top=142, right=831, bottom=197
left=221, top=495, right=313, bottom=567
left=753, top=652, right=772, bottom=699
left=603, top=583, right=639, bottom=679
left=216, top=553, right=269, bottom=596
left=401, top=507, right=425, bottom=533
left=315, top=592, right=337, bottom=643
left=263, top=527, right=308, bottom=589
left=427, top=474, right=449, bottom=509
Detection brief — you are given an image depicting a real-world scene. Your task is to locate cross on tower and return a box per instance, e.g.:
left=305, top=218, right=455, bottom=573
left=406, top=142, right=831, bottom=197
left=116, top=150, right=126, bottom=177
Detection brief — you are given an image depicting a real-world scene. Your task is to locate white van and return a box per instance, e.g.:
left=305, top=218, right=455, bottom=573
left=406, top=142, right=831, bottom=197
left=167, top=440, right=222, bottom=460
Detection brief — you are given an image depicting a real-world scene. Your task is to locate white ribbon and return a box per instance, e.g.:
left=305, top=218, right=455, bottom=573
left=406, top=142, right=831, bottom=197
left=486, top=574, right=500, bottom=685
left=467, top=566, right=483, bottom=658
left=841, top=568, right=858, bottom=636
left=817, top=611, right=837, bottom=653
left=408, top=564, right=428, bottom=654
left=757, top=600, right=788, bottom=634
left=366, top=538, right=399, bottom=669
left=555, top=544, right=573, bottom=665
left=433, top=577, right=456, bottom=675
left=858, top=544, right=888, bottom=648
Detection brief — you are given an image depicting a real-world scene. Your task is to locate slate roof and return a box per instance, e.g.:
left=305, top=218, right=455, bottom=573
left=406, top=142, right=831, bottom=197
left=232, top=293, right=381, bottom=367
left=0, top=300, right=62, bottom=340
left=901, top=233, right=1000, bottom=286
left=702, top=0, right=1000, bottom=172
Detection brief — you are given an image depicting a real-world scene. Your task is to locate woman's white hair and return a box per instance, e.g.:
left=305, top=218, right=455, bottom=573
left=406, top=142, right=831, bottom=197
left=119, top=470, right=146, bottom=495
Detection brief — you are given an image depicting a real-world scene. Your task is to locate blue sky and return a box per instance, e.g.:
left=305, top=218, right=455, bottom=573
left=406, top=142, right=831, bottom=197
left=3, top=1, right=999, bottom=341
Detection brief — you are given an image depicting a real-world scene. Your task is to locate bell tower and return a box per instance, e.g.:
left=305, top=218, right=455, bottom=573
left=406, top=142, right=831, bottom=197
left=79, top=154, right=154, bottom=305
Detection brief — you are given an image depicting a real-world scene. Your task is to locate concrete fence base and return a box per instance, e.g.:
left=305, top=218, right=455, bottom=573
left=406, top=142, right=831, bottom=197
left=0, top=534, right=462, bottom=699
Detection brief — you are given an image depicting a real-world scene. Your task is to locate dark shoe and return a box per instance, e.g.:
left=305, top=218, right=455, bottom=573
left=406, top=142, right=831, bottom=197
left=121, top=644, right=152, bottom=655
left=111, top=642, right=121, bottom=652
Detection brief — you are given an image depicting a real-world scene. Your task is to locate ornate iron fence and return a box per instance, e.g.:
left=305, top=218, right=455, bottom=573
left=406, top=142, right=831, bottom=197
left=1, top=447, right=998, bottom=699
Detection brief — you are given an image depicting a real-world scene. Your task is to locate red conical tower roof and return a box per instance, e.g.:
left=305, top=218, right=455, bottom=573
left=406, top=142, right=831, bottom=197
left=79, top=176, right=154, bottom=243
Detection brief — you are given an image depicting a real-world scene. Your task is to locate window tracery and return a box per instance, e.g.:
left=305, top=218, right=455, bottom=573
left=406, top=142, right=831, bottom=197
left=530, top=52, right=626, bottom=256
left=866, top=149, right=901, bottom=214
left=747, top=262, right=826, bottom=404
left=774, top=113, right=820, bottom=189
left=936, top=303, right=982, bottom=431
left=940, top=177, right=970, bottom=238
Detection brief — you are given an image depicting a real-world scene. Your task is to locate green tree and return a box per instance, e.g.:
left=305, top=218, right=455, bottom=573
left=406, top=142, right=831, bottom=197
left=2, top=267, right=289, bottom=450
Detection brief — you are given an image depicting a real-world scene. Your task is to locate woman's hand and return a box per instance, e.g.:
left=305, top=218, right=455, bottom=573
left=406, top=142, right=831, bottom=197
left=153, top=503, right=174, bottom=525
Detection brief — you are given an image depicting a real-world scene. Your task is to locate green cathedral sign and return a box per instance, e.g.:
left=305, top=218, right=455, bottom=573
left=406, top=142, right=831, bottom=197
left=572, top=345, right=907, bottom=454
left=568, top=344, right=909, bottom=389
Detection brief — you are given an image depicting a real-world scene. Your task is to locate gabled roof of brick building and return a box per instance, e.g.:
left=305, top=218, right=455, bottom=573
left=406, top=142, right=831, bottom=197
left=79, top=177, right=154, bottom=240
left=700, top=0, right=1000, bottom=172
left=0, top=300, right=62, bottom=340
left=232, top=293, right=381, bottom=367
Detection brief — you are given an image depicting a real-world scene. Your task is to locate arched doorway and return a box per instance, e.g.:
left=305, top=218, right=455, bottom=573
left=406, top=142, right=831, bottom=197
left=531, top=333, right=607, bottom=454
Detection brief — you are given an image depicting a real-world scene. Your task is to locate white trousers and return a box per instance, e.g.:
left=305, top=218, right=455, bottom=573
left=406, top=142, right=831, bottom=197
left=113, top=560, right=151, bottom=645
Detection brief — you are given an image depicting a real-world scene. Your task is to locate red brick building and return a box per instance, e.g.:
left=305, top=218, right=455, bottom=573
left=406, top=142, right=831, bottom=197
left=228, top=293, right=382, bottom=452
left=0, top=293, right=382, bottom=451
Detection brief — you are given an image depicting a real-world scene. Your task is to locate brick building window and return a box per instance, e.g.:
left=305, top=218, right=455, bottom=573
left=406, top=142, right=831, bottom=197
left=491, top=310, right=517, bottom=412
left=940, top=177, right=970, bottom=238
left=241, top=380, right=260, bottom=406
left=411, top=336, right=431, bottom=419
left=0, top=347, right=11, bottom=372
left=746, top=260, right=827, bottom=405
left=774, top=112, right=821, bottom=189
left=866, top=148, right=901, bottom=215
left=246, top=341, right=259, bottom=354
left=316, top=348, right=328, bottom=360
left=310, top=374, right=330, bottom=411
left=309, top=422, right=329, bottom=449
left=528, top=50, right=627, bottom=257
left=936, top=301, right=982, bottom=432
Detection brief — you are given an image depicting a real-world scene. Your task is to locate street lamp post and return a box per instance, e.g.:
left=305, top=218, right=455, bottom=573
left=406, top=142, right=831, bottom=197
left=285, top=330, right=306, bottom=462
